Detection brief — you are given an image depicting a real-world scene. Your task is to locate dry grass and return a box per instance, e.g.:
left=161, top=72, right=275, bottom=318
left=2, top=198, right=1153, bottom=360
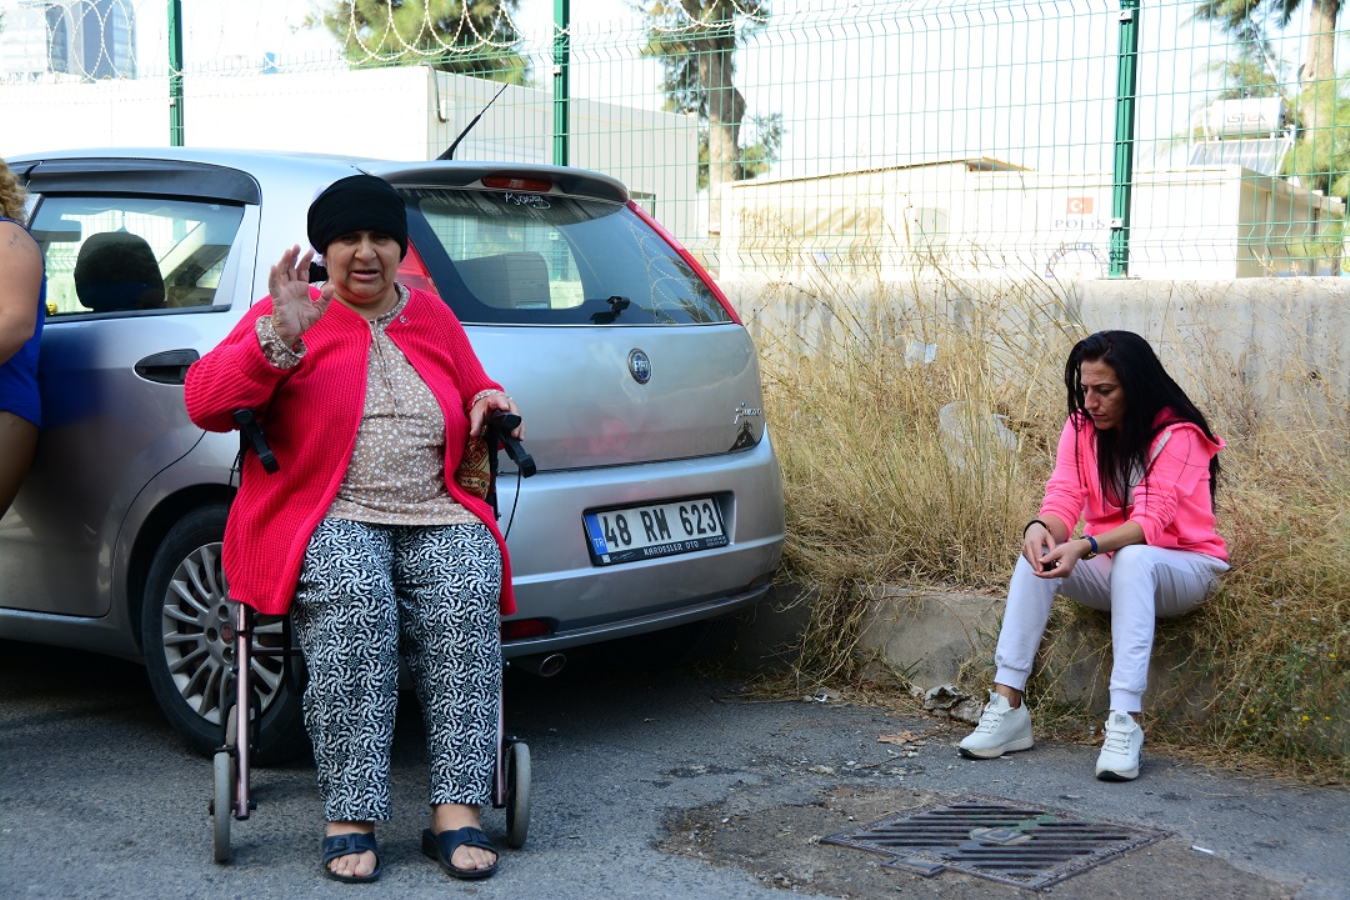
left=751, top=264, right=1350, bottom=781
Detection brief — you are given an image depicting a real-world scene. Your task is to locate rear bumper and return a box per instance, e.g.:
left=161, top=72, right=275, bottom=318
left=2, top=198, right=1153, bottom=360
left=502, top=578, right=773, bottom=657
left=498, top=430, right=785, bottom=652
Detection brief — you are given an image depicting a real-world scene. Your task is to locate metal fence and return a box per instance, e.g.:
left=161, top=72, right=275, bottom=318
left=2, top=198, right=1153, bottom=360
left=2, top=0, right=1346, bottom=279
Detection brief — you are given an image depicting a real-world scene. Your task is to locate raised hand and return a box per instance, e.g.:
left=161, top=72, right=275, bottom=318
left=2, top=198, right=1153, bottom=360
left=268, top=245, right=335, bottom=348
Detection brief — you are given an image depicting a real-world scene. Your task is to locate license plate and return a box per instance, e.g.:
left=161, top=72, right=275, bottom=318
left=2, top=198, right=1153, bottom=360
left=583, top=497, right=728, bottom=565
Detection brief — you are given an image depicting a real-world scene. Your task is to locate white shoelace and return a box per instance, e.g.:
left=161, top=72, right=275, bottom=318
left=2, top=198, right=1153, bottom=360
left=974, top=705, right=1007, bottom=734
left=1102, top=720, right=1136, bottom=754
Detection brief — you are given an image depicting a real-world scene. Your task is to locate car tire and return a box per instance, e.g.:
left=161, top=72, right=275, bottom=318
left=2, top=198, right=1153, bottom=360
left=141, top=504, right=308, bottom=763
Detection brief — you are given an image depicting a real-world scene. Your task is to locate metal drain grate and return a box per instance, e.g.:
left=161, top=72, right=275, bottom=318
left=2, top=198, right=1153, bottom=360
left=822, top=793, right=1169, bottom=891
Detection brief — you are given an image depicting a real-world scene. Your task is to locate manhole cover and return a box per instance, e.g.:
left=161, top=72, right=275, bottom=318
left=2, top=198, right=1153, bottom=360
left=822, top=793, right=1169, bottom=891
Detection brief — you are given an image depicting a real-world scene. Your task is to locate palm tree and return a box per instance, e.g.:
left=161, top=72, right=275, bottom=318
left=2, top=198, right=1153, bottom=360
left=1194, top=1, right=1347, bottom=200
left=1194, top=1, right=1342, bottom=130
left=1195, top=1, right=1341, bottom=87
left=629, top=1, right=782, bottom=228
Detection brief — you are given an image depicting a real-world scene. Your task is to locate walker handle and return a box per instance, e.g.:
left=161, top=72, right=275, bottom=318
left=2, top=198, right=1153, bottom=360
left=486, top=411, right=535, bottom=478
left=233, top=409, right=279, bottom=474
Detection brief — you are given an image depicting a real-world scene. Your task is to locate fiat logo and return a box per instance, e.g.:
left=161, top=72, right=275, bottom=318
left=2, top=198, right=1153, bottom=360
left=628, top=349, right=652, bottom=384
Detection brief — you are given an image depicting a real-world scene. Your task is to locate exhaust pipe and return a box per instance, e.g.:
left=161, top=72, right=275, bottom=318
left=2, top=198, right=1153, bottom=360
left=512, top=652, right=567, bottom=678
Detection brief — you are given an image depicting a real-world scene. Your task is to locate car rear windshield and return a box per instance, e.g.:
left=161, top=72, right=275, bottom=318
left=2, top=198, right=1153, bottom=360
left=403, top=187, right=732, bottom=326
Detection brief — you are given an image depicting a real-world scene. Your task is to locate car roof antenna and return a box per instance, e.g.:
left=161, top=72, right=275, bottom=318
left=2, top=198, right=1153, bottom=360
left=439, top=81, right=511, bottom=161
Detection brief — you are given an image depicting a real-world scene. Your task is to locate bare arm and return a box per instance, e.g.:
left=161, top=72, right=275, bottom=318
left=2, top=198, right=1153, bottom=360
left=0, top=222, right=42, bottom=366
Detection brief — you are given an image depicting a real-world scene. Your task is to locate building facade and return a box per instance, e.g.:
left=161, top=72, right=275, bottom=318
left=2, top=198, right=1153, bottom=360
left=0, top=0, right=135, bottom=83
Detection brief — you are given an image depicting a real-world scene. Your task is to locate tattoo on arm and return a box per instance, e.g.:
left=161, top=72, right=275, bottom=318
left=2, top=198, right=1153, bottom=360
left=5, top=228, right=40, bottom=259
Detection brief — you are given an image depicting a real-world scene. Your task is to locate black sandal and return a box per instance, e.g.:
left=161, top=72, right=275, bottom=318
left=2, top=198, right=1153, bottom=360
left=321, top=831, right=382, bottom=883
left=421, top=826, right=499, bottom=880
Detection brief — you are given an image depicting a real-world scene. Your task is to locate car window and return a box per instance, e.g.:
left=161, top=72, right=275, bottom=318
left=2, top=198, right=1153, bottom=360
left=28, top=195, right=245, bottom=317
left=404, top=187, right=732, bottom=326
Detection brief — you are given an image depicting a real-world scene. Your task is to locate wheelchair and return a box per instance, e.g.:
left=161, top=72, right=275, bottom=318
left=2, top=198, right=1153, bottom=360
left=210, top=409, right=535, bottom=864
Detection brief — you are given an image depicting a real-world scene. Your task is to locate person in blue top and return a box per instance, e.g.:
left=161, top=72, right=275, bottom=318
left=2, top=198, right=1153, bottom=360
left=0, top=158, right=45, bottom=520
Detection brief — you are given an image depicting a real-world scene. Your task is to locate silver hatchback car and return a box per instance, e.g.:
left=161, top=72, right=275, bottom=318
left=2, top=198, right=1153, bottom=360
left=0, top=148, right=784, bottom=760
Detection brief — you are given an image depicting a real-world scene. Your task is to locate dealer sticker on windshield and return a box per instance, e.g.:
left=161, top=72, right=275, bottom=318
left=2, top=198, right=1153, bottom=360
left=584, top=497, right=728, bottom=566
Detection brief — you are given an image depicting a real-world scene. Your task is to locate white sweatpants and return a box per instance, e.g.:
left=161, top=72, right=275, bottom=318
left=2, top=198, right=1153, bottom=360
left=993, top=544, right=1228, bottom=713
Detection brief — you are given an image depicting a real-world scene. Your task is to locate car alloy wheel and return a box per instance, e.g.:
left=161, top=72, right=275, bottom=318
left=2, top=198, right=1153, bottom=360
left=142, top=505, right=307, bottom=762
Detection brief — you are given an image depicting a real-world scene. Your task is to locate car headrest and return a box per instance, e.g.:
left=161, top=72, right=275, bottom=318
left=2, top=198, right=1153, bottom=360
left=455, top=251, right=551, bottom=310
left=74, top=231, right=166, bottom=312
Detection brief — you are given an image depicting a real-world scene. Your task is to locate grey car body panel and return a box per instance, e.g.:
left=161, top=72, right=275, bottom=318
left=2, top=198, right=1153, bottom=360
left=465, top=325, right=765, bottom=467
left=0, top=198, right=258, bottom=618
left=0, top=147, right=784, bottom=667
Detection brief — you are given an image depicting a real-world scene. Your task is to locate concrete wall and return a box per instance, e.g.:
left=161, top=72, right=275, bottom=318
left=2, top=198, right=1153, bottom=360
left=726, top=274, right=1350, bottom=411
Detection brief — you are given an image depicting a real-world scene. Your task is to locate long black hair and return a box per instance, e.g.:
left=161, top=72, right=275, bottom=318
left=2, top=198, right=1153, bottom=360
left=1065, top=330, right=1220, bottom=506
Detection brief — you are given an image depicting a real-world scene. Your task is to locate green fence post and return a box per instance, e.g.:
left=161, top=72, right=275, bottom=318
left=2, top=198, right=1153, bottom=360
left=1109, top=0, right=1140, bottom=278
left=553, top=0, right=570, bottom=167
left=168, top=0, right=184, bottom=147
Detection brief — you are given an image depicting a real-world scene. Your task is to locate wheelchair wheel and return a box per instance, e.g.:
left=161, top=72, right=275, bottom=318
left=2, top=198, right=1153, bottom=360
left=504, top=740, right=530, bottom=849
left=211, top=704, right=239, bottom=863
left=212, top=749, right=234, bottom=863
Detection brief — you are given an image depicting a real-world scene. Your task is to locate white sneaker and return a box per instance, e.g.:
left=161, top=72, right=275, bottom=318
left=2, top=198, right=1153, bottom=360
left=1095, top=711, right=1144, bottom=781
left=958, top=692, right=1034, bottom=759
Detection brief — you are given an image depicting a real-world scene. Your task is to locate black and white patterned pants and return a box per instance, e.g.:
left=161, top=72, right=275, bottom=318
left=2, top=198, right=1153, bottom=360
left=291, top=518, right=502, bottom=822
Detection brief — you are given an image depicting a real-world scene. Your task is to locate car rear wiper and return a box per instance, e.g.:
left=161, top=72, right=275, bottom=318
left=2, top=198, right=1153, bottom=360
left=588, top=295, right=631, bottom=325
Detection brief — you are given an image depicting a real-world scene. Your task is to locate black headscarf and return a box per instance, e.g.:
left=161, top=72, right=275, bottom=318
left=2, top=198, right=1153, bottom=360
left=306, top=174, right=408, bottom=259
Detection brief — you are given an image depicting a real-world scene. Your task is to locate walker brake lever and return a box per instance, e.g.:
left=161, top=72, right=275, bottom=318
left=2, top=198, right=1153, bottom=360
left=487, top=411, right=536, bottom=478
left=233, top=408, right=279, bottom=474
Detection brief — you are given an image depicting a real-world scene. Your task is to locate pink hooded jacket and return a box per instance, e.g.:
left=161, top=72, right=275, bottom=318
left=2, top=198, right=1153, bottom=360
left=1039, top=412, right=1227, bottom=562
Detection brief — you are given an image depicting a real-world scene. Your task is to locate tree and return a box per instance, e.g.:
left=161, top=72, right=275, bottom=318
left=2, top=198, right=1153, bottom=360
left=1204, top=17, right=1290, bottom=100
left=1193, top=1, right=1343, bottom=136
left=1195, top=1, right=1341, bottom=88
left=1189, top=24, right=1348, bottom=273
left=629, top=1, right=783, bottom=228
left=311, top=0, right=529, bottom=84
left=1194, top=1, right=1347, bottom=201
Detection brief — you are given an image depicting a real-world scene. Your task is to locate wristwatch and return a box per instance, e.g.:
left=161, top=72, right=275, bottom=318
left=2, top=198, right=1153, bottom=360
left=1081, top=534, right=1099, bottom=559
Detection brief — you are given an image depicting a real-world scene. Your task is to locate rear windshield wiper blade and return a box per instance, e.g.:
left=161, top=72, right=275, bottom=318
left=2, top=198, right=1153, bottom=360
left=589, top=295, right=631, bottom=325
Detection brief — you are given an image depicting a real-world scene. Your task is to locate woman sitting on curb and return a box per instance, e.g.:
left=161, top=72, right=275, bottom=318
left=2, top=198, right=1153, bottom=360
left=958, top=330, right=1228, bottom=781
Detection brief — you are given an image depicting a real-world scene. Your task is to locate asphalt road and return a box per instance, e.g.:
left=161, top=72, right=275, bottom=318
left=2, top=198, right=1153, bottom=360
left=2, top=638, right=1347, bottom=900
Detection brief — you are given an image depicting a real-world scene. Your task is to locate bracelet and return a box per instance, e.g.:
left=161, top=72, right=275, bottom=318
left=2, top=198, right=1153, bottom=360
left=1081, top=534, right=1099, bottom=559
left=469, top=388, right=508, bottom=409
left=1022, top=519, right=1049, bottom=537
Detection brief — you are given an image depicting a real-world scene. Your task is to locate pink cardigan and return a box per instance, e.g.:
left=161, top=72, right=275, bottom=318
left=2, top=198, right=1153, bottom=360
left=185, top=287, right=515, bottom=616
left=1039, top=412, right=1227, bottom=562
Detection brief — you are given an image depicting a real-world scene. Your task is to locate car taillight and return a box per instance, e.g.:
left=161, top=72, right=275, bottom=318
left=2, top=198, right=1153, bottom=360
left=501, top=618, right=553, bottom=641
left=482, top=175, right=554, bottom=193
left=627, top=200, right=743, bottom=325
left=397, top=241, right=440, bottom=297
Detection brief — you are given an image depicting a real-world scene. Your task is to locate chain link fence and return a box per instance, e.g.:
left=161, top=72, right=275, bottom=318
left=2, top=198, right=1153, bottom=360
left=1, top=0, right=1346, bottom=278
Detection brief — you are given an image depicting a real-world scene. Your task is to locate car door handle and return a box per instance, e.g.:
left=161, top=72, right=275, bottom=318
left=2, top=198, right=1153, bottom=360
left=135, top=349, right=200, bottom=385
